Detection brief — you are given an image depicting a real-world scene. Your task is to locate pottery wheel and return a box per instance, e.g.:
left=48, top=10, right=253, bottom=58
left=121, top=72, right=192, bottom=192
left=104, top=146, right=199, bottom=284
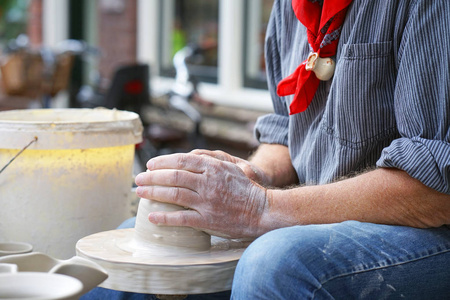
left=76, top=199, right=249, bottom=295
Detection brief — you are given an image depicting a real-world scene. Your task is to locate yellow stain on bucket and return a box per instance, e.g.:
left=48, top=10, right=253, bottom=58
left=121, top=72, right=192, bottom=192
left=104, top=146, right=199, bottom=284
left=0, top=145, right=134, bottom=190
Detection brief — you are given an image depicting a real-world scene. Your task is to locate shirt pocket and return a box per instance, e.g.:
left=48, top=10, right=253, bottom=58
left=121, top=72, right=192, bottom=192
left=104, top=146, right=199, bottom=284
left=322, top=41, right=398, bottom=149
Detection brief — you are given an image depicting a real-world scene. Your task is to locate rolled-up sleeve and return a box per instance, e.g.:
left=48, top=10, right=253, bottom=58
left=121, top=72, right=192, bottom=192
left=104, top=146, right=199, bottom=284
left=377, top=0, right=450, bottom=194
left=255, top=114, right=289, bottom=145
left=254, top=0, right=290, bottom=146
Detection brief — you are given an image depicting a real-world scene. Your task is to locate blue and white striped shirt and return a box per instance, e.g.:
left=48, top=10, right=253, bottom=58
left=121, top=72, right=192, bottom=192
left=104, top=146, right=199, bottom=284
left=255, top=0, right=450, bottom=194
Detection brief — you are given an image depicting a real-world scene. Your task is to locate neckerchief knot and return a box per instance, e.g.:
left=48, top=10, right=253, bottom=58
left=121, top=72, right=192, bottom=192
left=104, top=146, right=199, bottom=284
left=276, top=0, right=352, bottom=115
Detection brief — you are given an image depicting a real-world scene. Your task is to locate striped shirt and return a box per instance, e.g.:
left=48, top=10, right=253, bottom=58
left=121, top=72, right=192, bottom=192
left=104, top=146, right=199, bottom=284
left=255, top=0, right=450, bottom=194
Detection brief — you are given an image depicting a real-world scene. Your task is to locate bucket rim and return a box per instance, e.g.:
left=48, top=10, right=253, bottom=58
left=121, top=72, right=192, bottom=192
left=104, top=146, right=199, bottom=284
left=0, top=108, right=143, bottom=149
left=0, top=108, right=140, bottom=125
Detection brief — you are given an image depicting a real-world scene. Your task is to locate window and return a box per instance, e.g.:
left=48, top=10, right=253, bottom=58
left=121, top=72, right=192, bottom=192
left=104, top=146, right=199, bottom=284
left=138, top=0, right=274, bottom=111
left=243, top=0, right=274, bottom=89
left=159, top=0, right=219, bottom=83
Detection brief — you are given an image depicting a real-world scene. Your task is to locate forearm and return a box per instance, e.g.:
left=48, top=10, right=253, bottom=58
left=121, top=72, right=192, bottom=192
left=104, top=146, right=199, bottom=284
left=249, top=143, right=298, bottom=187
left=258, top=167, right=450, bottom=235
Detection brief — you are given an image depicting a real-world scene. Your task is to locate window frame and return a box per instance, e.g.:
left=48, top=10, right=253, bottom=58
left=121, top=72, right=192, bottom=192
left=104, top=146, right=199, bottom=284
left=157, top=0, right=219, bottom=84
left=137, top=0, right=273, bottom=112
left=242, top=0, right=271, bottom=90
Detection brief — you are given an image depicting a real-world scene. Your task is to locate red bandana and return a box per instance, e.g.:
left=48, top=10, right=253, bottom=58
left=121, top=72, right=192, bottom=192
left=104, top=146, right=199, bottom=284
left=276, top=0, right=352, bottom=115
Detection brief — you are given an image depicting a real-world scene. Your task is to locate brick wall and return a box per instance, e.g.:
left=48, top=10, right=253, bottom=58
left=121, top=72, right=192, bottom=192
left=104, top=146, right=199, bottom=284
left=26, top=0, right=138, bottom=77
left=27, top=0, right=43, bottom=46
left=97, top=0, right=138, bottom=81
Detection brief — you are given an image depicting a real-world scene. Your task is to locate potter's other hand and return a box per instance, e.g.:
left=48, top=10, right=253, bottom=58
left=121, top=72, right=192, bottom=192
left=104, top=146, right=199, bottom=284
left=190, top=149, right=271, bottom=187
left=135, top=153, right=268, bottom=238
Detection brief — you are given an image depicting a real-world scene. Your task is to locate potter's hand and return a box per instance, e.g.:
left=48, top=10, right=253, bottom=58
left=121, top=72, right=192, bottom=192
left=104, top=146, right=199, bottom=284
left=135, top=152, right=268, bottom=238
left=190, top=149, right=272, bottom=187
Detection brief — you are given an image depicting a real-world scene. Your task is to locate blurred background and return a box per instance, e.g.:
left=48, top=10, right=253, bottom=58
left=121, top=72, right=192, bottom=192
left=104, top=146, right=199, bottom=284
left=0, top=0, right=275, bottom=158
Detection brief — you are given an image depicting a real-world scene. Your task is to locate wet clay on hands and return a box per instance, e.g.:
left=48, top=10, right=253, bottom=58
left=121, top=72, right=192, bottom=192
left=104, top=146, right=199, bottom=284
left=135, top=152, right=268, bottom=239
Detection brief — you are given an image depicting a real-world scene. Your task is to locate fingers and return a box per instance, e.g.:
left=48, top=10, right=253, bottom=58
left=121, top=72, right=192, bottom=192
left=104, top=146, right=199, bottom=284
left=190, top=149, right=236, bottom=162
left=237, top=161, right=258, bottom=180
left=135, top=168, right=201, bottom=208
left=148, top=209, right=203, bottom=228
left=135, top=169, right=198, bottom=187
left=146, top=153, right=206, bottom=173
left=148, top=209, right=233, bottom=239
left=189, top=149, right=213, bottom=156
left=190, top=150, right=261, bottom=182
left=136, top=184, right=199, bottom=208
left=144, top=151, right=244, bottom=176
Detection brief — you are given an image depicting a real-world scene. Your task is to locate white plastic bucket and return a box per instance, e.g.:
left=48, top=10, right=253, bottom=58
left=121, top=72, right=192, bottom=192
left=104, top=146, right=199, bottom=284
left=0, top=108, right=143, bottom=259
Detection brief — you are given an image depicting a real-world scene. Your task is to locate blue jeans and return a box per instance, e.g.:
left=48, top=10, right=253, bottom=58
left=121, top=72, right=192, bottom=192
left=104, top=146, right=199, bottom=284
left=232, top=221, right=450, bottom=299
left=83, top=219, right=450, bottom=299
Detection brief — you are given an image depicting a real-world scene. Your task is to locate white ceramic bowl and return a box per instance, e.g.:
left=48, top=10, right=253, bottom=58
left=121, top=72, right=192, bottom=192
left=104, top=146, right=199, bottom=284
left=0, top=252, right=108, bottom=296
left=0, top=272, right=83, bottom=300
left=0, top=242, right=33, bottom=257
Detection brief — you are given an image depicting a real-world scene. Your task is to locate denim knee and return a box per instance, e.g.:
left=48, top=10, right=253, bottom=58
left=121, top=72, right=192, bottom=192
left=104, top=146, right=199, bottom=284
left=231, top=226, right=332, bottom=299
left=231, top=222, right=450, bottom=300
left=117, top=217, right=137, bottom=229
